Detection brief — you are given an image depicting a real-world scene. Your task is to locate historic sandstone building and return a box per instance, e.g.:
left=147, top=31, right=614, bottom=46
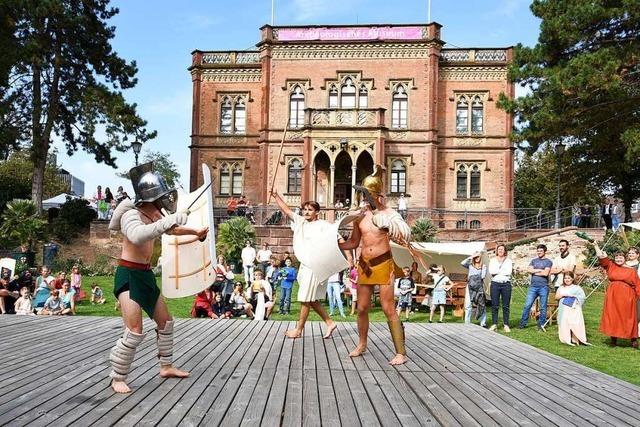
left=189, top=23, right=515, bottom=229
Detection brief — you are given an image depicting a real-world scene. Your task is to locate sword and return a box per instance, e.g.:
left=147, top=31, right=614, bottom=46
left=185, top=181, right=212, bottom=214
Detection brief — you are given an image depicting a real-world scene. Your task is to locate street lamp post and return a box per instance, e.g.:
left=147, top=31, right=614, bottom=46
left=131, top=140, right=143, bottom=166
left=555, top=141, right=566, bottom=229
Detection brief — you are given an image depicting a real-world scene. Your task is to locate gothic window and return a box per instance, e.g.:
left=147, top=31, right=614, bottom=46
left=328, top=85, right=339, bottom=108
left=456, top=94, right=485, bottom=135
left=341, top=78, right=356, bottom=108
left=456, top=219, right=467, bottom=229
left=287, top=158, right=303, bottom=194
left=289, top=85, right=305, bottom=128
left=359, top=85, right=368, bottom=108
left=219, top=95, right=247, bottom=134
left=219, top=161, right=244, bottom=195
left=456, top=162, right=483, bottom=199
left=390, top=159, right=407, bottom=194
left=470, top=220, right=481, bottom=229
left=391, top=84, right=408, bottom=129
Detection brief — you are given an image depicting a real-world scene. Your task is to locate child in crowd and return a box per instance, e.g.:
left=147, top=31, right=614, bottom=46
left=249, top=270, right=274, bottom=320
left=91, top=283, right=106, bottom=304
left=191, top=285, right=216, bottom=318
left=14, top=286, right=34, bottom=315
left=71, top=265, right=82, bottom=302
left=212, top=293, right=231, bottom=319
left=59, top=279, right=75, bottom=315
left=41, top=290, right=63, bottom=315
left=555, top=271, right=589, bottom=346
left=278, top=257, right=297, bottom=315
left=396, top=267, right=415, bottom=320
left=52, top=271, right=67, bottom=290
left=429, top=265, right=453, bottom=323
left=230, top=282, right=254, bottom=318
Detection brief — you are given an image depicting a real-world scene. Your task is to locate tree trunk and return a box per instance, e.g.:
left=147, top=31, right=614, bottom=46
left=621, top=185, right=634, bottom=223
left=31, top=155, right=46, bottom=212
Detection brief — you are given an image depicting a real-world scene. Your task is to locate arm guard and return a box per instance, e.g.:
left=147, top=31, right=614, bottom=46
left=372, top=210, right=412, bottom=244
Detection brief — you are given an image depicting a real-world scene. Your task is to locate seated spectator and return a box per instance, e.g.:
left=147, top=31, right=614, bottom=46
left=236, top=195, right=247, bottom=217
left=52, top=271, right=67, bottom=290
left=33, top=279, right=52, bottom=313
left=91, top=283, right=106, bottom=304
left=0, top=273, right=19, bottom=314
left=40, top=290, right=63, bottom=315
left=59, top=280, right=75, bottom=315
left=555, top=272, right=589, bottom=346
left=17, top=269, right=35, bottom=293
left=245, top=203, right=256, bottom=224
left=70, top=265, right=82, bottom=302
left=191, top=285, right=216, bottom=318
left=36, top=266, right=55, bottom=290
left=229, top=282, right=254, bottom=318
left=212, top=293, right=231, bottom=319
left=14, top=286, right=34, bottom=315
left=248, top=270, right=274, bottom=320
left=226, top=196, right=238, bottom=217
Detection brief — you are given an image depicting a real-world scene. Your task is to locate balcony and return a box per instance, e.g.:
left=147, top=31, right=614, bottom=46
left=303, top=108, right=385, bottom=129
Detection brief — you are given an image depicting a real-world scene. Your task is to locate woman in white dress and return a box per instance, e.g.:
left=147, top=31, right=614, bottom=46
left=555, top=271, right=589, bottom=346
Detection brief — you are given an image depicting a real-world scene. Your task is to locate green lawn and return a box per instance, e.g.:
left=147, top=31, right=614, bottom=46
left=77, top=276, right=640, bottom=386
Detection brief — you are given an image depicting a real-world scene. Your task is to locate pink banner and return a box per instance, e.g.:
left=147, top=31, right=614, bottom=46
left=276, top=26, right=426, bottom=42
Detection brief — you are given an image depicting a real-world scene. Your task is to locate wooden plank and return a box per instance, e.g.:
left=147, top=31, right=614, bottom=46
left=301, top=321, right=321, bottom=427
left=358, top=370, right=401, bottom=427
left=398, top=371, right=463, bottom=427
left=312, top=323, right=340, bottom=427
left=425, top=372, right=494, bottom=426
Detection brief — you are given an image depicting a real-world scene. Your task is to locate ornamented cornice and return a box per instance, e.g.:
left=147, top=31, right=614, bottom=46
left=202, top=68, right=262, bottom=83
left=440, top=49, right=507, bottom=62
left=454, top=137, right=486, bottom=147
left=271, top=43, right=435, bottom=61
left=439, top=66, right=507, bottom=81
left=201, top=51, right=260, bottom=64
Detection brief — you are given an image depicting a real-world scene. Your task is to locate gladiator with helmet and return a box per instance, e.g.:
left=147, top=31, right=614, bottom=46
left=107, top=162, right=208, bottom=393
left=339, top=164, right=412, bottom=365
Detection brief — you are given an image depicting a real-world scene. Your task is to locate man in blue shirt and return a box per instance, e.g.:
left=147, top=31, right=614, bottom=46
left=279, top=258, right=297, bottom=315
left=518, top=244, right=553, bottom=331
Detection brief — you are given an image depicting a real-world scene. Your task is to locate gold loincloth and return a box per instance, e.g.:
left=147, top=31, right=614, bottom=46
left=357, top=251, right=403, bottom=286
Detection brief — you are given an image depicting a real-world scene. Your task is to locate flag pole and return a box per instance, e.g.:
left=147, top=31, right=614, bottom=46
left=271, top=0, right=275, bottom=25
left=428, top=0, right=431, bottom=22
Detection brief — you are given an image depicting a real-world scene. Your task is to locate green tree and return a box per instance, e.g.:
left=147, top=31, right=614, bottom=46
left=498, top=0, right=640, bottom=220
left=0, top=199, right=47, bottom=250
left=216, top=217, right=256, bottom=265
left=117, top=150, right=181, bottom=188
left=0, top=151, right=68, bottom=214
left=411, top=218, right=438, bottom=242
left=0, top=1, right=156, bottom=211
left=51, top=197, right=97, bottom=243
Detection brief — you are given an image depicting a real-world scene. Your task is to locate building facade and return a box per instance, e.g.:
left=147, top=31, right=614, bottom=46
left=189, top=23, right=515, bottom=229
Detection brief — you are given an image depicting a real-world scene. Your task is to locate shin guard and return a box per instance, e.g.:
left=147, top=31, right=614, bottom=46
left=109, top=328, right=144, bottom=381
left=388, top=319, right=406, bottom=356
left=156, top=319, right=174, bottom=366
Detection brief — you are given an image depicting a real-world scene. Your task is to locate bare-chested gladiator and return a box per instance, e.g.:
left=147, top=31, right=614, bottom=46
left=340, top=165, right=412, bottom=365
left=108, top=163, right=208, bottom=393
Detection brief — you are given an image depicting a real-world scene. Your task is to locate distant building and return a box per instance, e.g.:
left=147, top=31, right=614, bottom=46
left=57, top=168, right=85, bottom=197
left=189, top=23, right=515, bottom=229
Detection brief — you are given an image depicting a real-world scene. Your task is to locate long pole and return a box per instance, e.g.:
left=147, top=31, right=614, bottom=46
left=555, top=152, right=561, bottom=228
left=428, top=0, right=431, bottom=22
left=271, top=0, right=274, bottom=25
left=268, top=119, right=289, bottom=204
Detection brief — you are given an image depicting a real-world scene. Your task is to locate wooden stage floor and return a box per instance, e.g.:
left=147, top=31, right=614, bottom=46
left=1, top=315, right=639, bottom=426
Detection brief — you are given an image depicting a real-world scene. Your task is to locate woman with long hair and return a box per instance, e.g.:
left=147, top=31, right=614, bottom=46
left=461, top=251, right=487, bottom=327
left=488, top=244, right=513, bottom=332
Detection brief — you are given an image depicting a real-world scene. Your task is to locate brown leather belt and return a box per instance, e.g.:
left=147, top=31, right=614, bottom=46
left=358, top=251, right=392, bottom=277
left=119, top=259, right=151, bottom=271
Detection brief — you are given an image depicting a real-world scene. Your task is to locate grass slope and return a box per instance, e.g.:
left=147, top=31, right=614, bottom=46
left=77, top=276, right=640, bottom=386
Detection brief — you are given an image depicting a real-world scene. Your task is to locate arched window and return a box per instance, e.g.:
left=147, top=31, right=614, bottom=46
left=456, top=96, right=469, bottom=134
left=220, top=97, right=233, bottom=134
left=358, top=85, right=368, bottom=108
left=219, top=96, right=246, bottom=134
left=456, top=219, right=467, bottom=229
left=469, top=220, right=481, bottom=229
left=456, top=162, right=483, bottom=199
left=391, top=85, right=408, bottom=129
left=328, top=85, right=339, bottom=108
left=289, top=86, right=305, bottom=128
left=234, top=98, right=246, bottom=134
left=471, top=96, right=483, bottom=134
left=456, top=164, right=467, bottom=199
left=341, top=78, right=356, bottom=108
left=219, top=161, right=244, bottom=195
left=390, top=159, right=406, bottom=194
left=287, top=159, right=303, bottom=194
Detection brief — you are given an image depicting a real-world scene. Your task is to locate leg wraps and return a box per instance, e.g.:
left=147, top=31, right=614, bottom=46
left=156, top=320, right=174, bottom=366
left=109, top=328, right=144, bottom=381
left=388, top=319, right=406, bottom=356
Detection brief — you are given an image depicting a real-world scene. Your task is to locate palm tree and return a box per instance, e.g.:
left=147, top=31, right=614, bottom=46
left=0, top=199, right=47, bottom=250
left=411, top=218, right=438, bottom=242
left=216, top=217, right=256, bottom=267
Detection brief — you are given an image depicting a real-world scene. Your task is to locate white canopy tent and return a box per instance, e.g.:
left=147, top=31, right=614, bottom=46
left=621, top=222, right=640, bottom=231
left=42, top=193, right=80, bottom=210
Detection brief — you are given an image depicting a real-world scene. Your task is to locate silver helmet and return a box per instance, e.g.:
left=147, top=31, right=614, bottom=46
left=129, top=162, right=178, bottom=214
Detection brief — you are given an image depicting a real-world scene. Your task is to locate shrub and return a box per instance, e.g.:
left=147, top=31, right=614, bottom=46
left=411, top=218, right=438, bottom=242
left=0, top=199, right=47, bottom=250
left=52, top=198, right=97, bottom=243
left=216, top=217, right=256, bottom=264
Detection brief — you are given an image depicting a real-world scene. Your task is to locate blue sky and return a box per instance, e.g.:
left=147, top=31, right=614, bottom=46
left=53, top=0, right=540, bottom=197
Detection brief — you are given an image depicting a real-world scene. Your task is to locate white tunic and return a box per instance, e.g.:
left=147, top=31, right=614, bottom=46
left=291, top=214, right=332, bottom=302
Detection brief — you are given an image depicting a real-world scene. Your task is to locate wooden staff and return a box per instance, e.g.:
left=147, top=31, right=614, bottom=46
left=268, top=119, right=289, bottom=204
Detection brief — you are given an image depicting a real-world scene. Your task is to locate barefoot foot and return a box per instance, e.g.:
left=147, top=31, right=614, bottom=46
left=111, top=379, right=132, bottom=394
left=284, top=328, right=302, bottom=339
left=389, top=354, right=408, bottom=365
left=348, top=344, right=367, bottom=357
left=323, top=322, right=337, bottom=339
left=159, top=365, right=190, bottom=378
